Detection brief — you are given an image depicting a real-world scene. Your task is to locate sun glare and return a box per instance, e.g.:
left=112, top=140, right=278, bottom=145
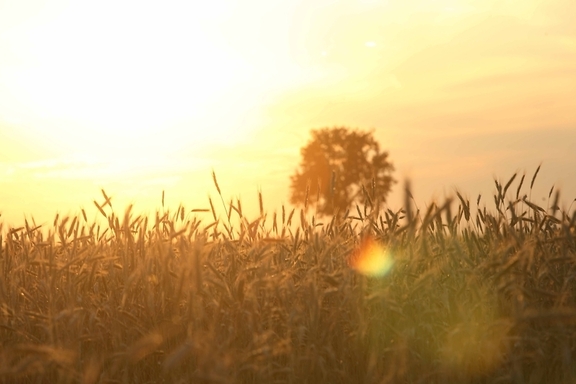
left=1, top=0, right=265, bottom=158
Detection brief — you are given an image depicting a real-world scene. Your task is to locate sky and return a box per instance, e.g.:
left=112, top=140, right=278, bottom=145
left=1, top=0, right=575, bottom=229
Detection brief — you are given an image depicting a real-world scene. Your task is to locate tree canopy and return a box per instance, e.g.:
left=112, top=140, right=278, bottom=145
left=289, top=127, right=395, bottom=216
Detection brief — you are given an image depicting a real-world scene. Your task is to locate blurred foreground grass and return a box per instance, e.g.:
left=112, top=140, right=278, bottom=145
left=1, top=171, right=576, bottom=383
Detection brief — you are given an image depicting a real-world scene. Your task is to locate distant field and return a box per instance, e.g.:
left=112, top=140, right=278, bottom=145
left=1, top=172, right=576, bottom=383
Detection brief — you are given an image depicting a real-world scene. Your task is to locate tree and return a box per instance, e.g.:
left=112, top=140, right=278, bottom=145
left=289, top=127, right=395, bottom=216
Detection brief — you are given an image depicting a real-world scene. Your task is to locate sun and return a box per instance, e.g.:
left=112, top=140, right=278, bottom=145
left=1, top=0, right=262, bottom=159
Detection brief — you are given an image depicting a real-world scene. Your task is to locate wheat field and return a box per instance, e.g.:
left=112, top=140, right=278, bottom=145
left=1, top=170, right=576, bottom=383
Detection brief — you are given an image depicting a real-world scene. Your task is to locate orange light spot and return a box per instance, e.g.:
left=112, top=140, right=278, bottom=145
left=348, top=235, right=393, bottom=277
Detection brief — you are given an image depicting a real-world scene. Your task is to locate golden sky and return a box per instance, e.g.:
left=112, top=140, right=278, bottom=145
left=1, top=0, right=575, bottom=227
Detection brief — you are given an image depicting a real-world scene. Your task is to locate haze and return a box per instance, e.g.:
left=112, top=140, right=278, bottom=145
left=1, top=0, right=575, bottom=227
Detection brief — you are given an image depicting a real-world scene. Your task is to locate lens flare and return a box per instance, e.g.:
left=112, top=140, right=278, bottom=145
left=348, top=236, right=393, bottom=277
left=440, top=317, right=512, bottom=377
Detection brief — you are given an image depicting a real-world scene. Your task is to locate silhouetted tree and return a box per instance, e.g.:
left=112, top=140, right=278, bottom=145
left=290, top=127, right=395, bottom=216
